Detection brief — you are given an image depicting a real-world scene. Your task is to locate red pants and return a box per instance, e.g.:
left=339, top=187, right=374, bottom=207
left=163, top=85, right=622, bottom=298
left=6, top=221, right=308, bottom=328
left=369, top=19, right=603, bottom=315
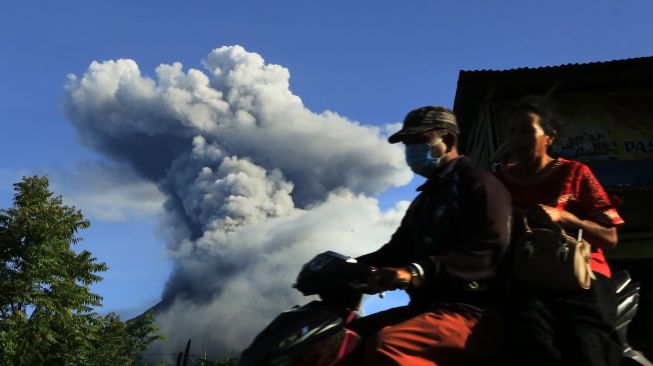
left=352, top=304, right=502, bottom=366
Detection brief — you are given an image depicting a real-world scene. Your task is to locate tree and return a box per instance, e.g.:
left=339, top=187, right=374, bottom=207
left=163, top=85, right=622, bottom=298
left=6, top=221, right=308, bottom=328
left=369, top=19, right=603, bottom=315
left=0, top=176, right=163, bottom=365
left=93, top=311, right=163, bottom=365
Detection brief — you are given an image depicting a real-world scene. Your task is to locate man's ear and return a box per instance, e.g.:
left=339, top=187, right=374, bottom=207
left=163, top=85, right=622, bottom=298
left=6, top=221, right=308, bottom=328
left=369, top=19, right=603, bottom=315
left=547, top=130, right=558, bottom=146
left=442, top=133, right=457, bottom=153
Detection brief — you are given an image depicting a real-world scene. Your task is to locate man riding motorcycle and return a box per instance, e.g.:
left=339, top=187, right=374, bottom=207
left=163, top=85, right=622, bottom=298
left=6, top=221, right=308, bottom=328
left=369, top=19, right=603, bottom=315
left=350, top=106, right=512, bottom=365
left=240, top=106, right=652, bottom=366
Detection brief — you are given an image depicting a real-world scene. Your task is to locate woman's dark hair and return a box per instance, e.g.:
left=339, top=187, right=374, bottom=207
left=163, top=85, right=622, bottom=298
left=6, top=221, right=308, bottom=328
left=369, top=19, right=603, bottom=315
left=508, top=96, right=565, bottom=136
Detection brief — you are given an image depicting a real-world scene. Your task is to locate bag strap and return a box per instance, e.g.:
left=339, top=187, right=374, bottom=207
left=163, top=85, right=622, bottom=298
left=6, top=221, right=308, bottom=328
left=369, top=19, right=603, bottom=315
left=522, top=215, right=533, bottom=233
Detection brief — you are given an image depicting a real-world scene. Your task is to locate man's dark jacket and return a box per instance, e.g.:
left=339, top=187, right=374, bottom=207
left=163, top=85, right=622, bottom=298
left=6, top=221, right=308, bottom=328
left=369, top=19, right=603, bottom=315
left=358, top=156, right=512, bottom=306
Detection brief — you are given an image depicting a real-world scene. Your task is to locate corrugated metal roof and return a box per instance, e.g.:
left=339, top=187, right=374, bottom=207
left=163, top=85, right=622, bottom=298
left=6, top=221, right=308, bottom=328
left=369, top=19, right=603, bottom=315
left=459, top=55, right=653, bottom=74
left=453, top=54, right=653, bottom=170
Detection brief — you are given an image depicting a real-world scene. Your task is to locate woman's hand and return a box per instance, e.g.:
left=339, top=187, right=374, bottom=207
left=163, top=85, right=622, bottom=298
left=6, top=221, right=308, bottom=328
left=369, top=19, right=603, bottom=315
left=537, top=204, right=618, bottom=250
left=538, top=204, right=574, bottom=226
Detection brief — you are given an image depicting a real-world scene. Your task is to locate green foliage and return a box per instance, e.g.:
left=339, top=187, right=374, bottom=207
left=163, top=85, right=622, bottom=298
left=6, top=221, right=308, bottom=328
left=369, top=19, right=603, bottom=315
left=0, top=176, right=164, bottom=365
left=93, top=311, right=166, bottom=365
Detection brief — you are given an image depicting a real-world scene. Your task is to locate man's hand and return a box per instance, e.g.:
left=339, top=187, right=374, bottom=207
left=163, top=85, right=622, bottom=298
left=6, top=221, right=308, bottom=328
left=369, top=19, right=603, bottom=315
left=366, top=267, right=413, bottom=293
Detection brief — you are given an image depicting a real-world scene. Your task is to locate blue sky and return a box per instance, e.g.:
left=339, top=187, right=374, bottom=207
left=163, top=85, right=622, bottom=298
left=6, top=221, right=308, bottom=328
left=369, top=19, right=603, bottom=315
left=2, top=0, right=652, bottom=322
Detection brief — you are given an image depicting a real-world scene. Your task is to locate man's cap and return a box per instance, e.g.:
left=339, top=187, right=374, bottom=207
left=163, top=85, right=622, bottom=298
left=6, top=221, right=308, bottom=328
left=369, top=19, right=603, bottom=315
left=388, top=106, right=460, bottom=144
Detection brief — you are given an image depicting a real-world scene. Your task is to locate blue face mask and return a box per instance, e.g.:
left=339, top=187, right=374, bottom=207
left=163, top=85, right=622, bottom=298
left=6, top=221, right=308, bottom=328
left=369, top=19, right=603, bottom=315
left=405, top=144, right=441, bottom=177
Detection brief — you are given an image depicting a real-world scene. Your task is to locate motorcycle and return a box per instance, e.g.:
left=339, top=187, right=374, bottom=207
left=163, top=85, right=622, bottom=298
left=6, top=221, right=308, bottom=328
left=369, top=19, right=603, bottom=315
left=239, top=251, right=652, bottom=366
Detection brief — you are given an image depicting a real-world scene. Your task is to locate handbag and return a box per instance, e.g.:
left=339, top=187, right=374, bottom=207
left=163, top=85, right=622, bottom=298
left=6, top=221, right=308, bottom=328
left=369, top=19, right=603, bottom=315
left=511, top=212, right=596, bottom=291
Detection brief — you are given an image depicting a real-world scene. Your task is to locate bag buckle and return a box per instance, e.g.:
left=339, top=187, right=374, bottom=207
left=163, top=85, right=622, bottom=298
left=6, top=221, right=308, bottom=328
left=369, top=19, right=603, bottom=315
left=556, top=245, right=570, bottom=261
left=524, top=241, right=534, bottom=257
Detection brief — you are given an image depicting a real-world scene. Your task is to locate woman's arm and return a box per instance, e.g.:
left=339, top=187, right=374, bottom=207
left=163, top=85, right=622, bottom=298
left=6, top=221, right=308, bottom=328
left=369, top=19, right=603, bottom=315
left=539, top=204, right=618, bottom=250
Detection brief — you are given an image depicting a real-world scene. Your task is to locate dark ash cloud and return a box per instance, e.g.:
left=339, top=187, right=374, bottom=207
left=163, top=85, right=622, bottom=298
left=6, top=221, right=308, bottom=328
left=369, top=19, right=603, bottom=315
left=64, top=45, right=411, bottom=355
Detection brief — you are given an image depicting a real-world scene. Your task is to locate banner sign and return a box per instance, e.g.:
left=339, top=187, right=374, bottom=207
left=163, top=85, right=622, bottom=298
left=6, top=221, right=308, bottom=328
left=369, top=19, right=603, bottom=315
left=554, top=94, right=653, bottom=161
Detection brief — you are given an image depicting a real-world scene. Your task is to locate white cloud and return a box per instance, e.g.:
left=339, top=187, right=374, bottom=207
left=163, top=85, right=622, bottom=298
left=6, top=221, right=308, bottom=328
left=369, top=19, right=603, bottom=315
left=63, top=45, right=413, bottom=354
left=64, top=45, right=411, bottom=202
left=51, top=161, right=165, bottom=222
left=1, top=165, right=164, bottom=223
left=152, top=193, right=408, bottom=355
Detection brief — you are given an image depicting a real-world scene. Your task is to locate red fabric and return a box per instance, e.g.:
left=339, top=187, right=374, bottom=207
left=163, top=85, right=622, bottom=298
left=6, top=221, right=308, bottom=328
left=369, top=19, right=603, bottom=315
left=496, top=158, right=624, bottom=277
left=362, top=306, right=501, bottom=366
left=336, top=329, right=360, bottom=363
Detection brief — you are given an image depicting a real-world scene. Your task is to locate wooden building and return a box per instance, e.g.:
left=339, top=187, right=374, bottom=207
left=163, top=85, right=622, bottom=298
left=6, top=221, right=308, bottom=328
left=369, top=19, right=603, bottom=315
left=453, top=56, right=653, bottom=353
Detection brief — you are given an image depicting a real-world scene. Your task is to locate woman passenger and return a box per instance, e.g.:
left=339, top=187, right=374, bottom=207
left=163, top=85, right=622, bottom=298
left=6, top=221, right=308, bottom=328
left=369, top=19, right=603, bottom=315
left=495, top=99, right=624, bottom=366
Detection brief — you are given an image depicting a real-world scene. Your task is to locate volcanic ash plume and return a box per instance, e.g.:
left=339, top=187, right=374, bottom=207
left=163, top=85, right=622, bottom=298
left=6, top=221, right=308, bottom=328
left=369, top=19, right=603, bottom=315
left=64, top=45, right=412, bottom=355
